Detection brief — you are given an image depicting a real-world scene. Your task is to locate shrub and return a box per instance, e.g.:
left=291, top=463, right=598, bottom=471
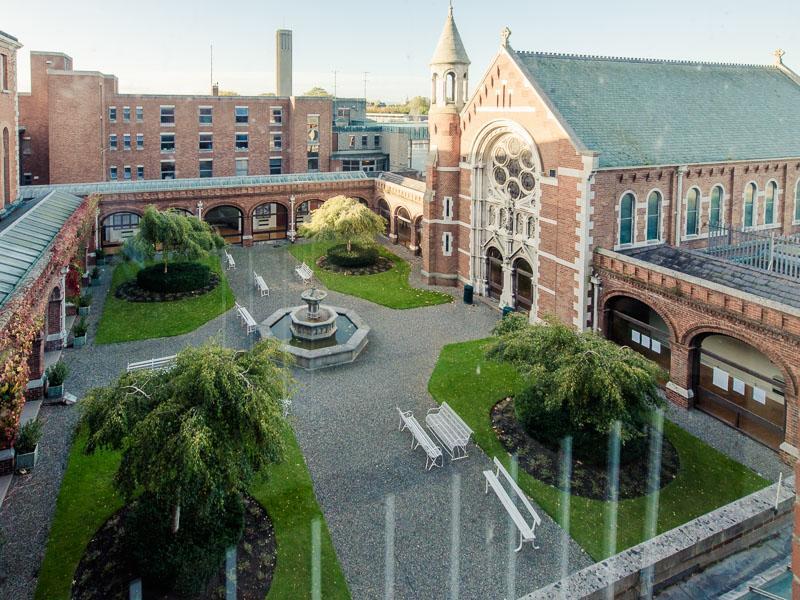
left=15, top=419, right=43, bottom=454
left=66, top=294, right=79, bottom=306
left=90, top=266, right=100, bottom=279
left=95, top=248, right=105, bottom=259
left=326, top=243, right=379, bottom=268
left=136, top=261, right=212, bottom=293
left=46, top=361, right=68, bottom=387
left=78, top=293, right=93, bottom=308
left=73, top=317, right=88, bottom=337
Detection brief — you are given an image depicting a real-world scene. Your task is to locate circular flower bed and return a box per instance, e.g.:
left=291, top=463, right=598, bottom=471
left=316, top=255, right=394, bottom=276
left=72, top=495, right=276, bottom=600
left=116, top=273, right=220, bottom=302
left=491, top=397, right=679, bottom=500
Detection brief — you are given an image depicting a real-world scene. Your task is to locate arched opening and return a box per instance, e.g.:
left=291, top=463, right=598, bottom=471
left=486, top=247, right=503, bottom=300
left=168, top=207, right=194, bottom=217
left=710, top=186, right=724, bottom=231
left=414, top=217, right=423, bottom=257
left=618, top=193, right=635, bottom=245
left=296, top=199, right=322, bottom=231
left=2, top=127, right=10, bottom=206
left=686, top=188, right=700, bottom=236
left=513, top=258, right=533, bottom=312
left=47, top=286, right=62, bottom=336
left=431, top=73, right=438, bottom=105
left=692, top=333, right=786, bottom=449
left=205, top=205, right=243, bottom=244
left=251, top=203, right=287, bottom=242
left=396, top=207, right=412, bottom=247
left=646, top=191, right=662, bottom=242
left=353, top=197, right=369, bottom=208
left=378, top=199, right=391, bottom=236
left=605, top=296, right=671, bottom=373
left=445, top=72, right=456, bottom=103
left=744, top=182, right=757, bottom=228
left=101, top=212, right=141, bottom=249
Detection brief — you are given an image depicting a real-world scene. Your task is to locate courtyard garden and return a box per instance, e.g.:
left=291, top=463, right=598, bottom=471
left=427, top=316, right=770, bottom=561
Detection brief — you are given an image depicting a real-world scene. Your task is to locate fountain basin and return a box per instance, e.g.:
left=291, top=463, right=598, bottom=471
left=260, top=305, right=369, bottom=370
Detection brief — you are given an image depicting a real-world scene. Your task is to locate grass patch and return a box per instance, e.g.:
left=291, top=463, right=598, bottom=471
left=35, top=425, right=349, bottom=600
left=94, top=255, right=235, bottom=344
left=428, top=338, right=770, bottom=561
left=288, top=241, right=452, bottom=309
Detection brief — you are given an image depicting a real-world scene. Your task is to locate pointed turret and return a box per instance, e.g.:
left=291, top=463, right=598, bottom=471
left=430, top=3, right=471, bottom=67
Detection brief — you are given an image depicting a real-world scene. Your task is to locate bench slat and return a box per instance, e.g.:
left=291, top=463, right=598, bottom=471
left=493, top=458, right=541, bottom=527
left=484, top=470, right=534, bottom=538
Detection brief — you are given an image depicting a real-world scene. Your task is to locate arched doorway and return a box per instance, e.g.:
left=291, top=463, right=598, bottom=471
left=692, top=333, right=786, bottom=449
left=378, top=199, right=391, bottom=236
left=354, top=197, right=369, bottom=208
left=205, top=205, right=243, bottom=244
left=2, top=127, right=10, bottom=206
left=101, top=212, right=141, bottom=249
left=414, top=217, right=423, bottom=257
left=396, top=207, right=412, bottom=248
left=252, top=203, right=288, bottom=242
left=513, top=258, right=533, bottom=312
left=486, top=247, right=503, bottom=300
left=605, top=296, right=671, bottom=373
left=296, top=199, right=322, bottom=232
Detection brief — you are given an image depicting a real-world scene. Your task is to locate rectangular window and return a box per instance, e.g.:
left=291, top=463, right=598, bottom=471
left=361, top=135, right=368, bottom=147
left=235, top=132, right=249, bottom=151
left=22, top=173, right=33, bottom=186
left=160, top=105, right=175, bottom=125
left=443, top=196, right=453, bottom=219
left=342, top=159, right=358, bottom=172
left=136, top=133, right=144, bottom=150
left=235, top=106, right=249, bottom=124
left=161, top=161, right=176, bottom=180
left=199, top=133, right=213, bottom=152
left=21, top=137, right=31, bottom=155
left=136, top=106, right=144, bottom=122
left=109, top=166, right=118, bottom=180
left=235, top=158, right=249, bottom=176
left=123, top=106, right=131, bottom=122
left=109, top=134, right=118, bottom=150
left=199, top=106, right=212, bottom=125
left=123, top=134, right=131, bottom=151
left=0, top=53, right=8, bottom=91
left=199, top=159, right=213, bottom=178
left=108, top=106, right=117, bottom=123
left=123, top=165, right=132, bottom=180
left=270, top=133, right=282, bottom=150
left=160, top=133, right=175, bottom=152
left=270, top=107, right=283, bottom=124
left=269, top=158, right=282, bottom=175
left=442, top=232, right=453, bottom=256
left=137, top=165, right=144, bottom=179
left=307, top=155, right=319, bottom=172
left=349, top=135, right=356, bottom=149
left=374, top=135, right=381, bottom=147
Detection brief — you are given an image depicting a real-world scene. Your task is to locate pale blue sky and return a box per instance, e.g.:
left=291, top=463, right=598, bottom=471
left=5, top=0, right=800, bottom=101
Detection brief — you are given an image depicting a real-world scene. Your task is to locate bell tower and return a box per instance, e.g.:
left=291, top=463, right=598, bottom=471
left=422, top=3, right=470, bottom=286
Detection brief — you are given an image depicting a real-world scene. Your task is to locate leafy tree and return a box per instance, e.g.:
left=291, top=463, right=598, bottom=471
left=298, top=195, right=385, bottom=252
left=304, top=86, right=331, bottom=97
left=80, top=340, right=293, bottom=591
left=487, top=317, right=665, bottom=453
left=125, top=205, right=224, bottom=273
left=408, top=95, right=430, bottom=116
left=217, top=90, right=240, bottom=96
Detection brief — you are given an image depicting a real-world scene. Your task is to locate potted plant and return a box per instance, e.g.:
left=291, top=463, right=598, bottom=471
left=90, top=266, right=101, bottom=284
left=72, top=317, right=88, bottom=348
left=46, top=361, right=68, bottom=399
left=78, top=293, right=92, bottom=316
left=95, top=247, right=105, bottom=265
left=15, top=419, right=43, bottom=472
left=65, top=294, right=79, bottom=317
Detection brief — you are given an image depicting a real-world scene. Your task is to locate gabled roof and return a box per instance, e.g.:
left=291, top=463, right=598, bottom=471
left=0, top=191, right=84, bottom=307
left=431, top=5, right=470, bottom=66
left=514, top=51, right=800, bottom=168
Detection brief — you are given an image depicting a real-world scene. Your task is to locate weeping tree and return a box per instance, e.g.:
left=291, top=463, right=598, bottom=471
left=80, top=340, right=293, bottom=593
left=125, top=205, right=224, bottom=273
left=486, top=316, right=665, bottom=460
left=298, top=195, right=385, bottom=252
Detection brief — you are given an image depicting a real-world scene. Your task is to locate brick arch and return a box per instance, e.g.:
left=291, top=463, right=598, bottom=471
left=247, top=200, right=288, bottom=219
left=99, top=207, right=144, bottom=222
left=600, top=288, right=680, bottom=344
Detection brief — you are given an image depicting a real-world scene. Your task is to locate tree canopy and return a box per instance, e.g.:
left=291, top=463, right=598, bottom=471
left=304, top=86, right=331, bottom=97
left=298, top=196, right=385, bottom=251
left=124, top=205, right=224, bottom=272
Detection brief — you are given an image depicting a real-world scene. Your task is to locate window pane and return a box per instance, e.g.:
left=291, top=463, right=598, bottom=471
left=619, top=194, right=634, bottom=245
left=765, top=182, right=776, bottom=224
left=710, top=187, right=722, bottom=229
left=744, top=184, right=755, bottom=227
left=646, top=191, right=660, bottom=241
left=686, top=189, right=699, bottom=235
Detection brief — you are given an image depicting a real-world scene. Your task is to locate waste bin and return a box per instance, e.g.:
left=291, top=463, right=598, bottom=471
left=463, top=284, right=474, bottom=304
left=502, top=306, right=514, bottom=318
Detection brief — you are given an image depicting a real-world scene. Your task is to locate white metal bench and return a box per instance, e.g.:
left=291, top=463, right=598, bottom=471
left=235, top=302, right=258, bottom=335
left=224, top=250, right=236, bottom=270
left=484, top=457, right=541, bottom=552
left=426, top=402, right=473, bottom=460
left=295, top=262, right=313, bottom=285
left=397, top=407, right=443, bottom=470
left=253, top=271, right=269, bottom=297
left=127, top=354, right=177, bottom=373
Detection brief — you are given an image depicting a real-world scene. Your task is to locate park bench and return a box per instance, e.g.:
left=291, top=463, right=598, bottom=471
left=253, top=271, right=270, bottom=297
left=224, top=250, right=236, bottom=270
left=295, top=262, right=313, bottom=285
left=127, top=354, right=178, bottom=373
left=235, top=302, right=258, bottom=335
left=397, top=407, right=443, bottom=470
left=425, top=402, right=473, bottom=460
left=483, top=457, right=541, bottom=552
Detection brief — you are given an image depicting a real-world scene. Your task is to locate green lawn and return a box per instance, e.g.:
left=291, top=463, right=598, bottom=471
left=94, top=255, right=235, bottom=344
left=428, top=338, right=770, bottom=561
left=35, top=425, right=350, bottom=600
left=288, top=241, right=452, bottom=309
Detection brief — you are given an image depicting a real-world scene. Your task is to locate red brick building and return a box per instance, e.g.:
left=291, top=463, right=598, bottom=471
left=0, top=30, right=22, bottom=213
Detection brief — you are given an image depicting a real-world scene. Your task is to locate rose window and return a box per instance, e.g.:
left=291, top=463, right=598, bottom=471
left=489, top=134, right=539, bottom=205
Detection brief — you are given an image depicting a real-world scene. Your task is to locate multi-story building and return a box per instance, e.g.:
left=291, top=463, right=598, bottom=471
left=0, top=30, right=22, bottom=213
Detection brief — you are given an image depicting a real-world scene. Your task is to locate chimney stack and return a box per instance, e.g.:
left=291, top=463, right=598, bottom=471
left=276, top=29, right=292, bottom=97
left=212, top=82, right=219, bottom=97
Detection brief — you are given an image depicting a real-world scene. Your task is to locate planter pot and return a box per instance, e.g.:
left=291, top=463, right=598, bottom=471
left=66, top=303, right=77, bottom=317
left=47, top=384, right=64, bottom=399
left=73, top=335, right=86, bottom=348
left=78, top=306, right=90, bottom=316
left=81, top=275, right=90, bottom=286
left=15, top=445, right=38, bottom=472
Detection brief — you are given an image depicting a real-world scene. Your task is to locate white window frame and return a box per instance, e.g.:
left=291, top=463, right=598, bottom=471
left=198, top=105, right=213, bottom=126
left=199, top=158, right=213, bottom=178
left=764, top=179, right=780, bottom=226
left=160, top=105, right=176, bottom=126
left=442, top=231, right=453, bottom=256
left=136, top=165, right=144, bottom=179
left=269, top=157, right=282, bottom=175
left=136, top=133, right=144, bottom=150
left=235, top=132, right=249, bottom=152
left=743, top=181, right=758, bottom=229
left=123, top=165, right=132, bottom=180
left=270, top=106, right=283, bottom=124
left=270, top=132, right=282, bottom=151
left=109, top=134, right=118, bottom=151
left=644, top=189, right=663, bottom=243
left=235, top=157, right=249, bottom=176
left=123, top=133, right=131, bottom=151
left=709, top=184, right=725, bottom=232
left=109, top=166, right=118, bottom=180
left=122, top=106, right=131, bottom=123
left=235, top=105, right=249, bottom=125
left=108, top=106, right=117, bottom=123
left=443, top=196, right=453, bottom=221
left=684, top=186, right=701, bottom=238
left=160, top=159, right=176, bottom=180
left=135, top=106, right=144, bottom=122
left=199, top=132, right=213, bottom=152
left=616, top=191, right=636, bottom=248
left=160, top=132, right=176, bottom=153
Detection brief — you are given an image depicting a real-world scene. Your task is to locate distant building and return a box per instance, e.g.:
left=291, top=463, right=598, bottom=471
left=0, top=30, right=22, bottom=213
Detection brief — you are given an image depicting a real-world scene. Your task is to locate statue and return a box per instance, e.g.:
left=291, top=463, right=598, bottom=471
left=501, top=27, right=512, bottom=48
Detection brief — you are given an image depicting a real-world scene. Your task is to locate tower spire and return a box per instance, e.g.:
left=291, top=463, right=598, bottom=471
left=431, top=2, right=470, bottom=66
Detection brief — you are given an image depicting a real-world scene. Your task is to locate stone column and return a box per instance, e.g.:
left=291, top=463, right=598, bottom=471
left=242, top=213, right=253, bottom=247
left=389, top=211, right=398, bottom=243
left=409, top=218, right=419, bottom=253
left=499, top=259, right=515, bottom=309
left=665, top=341, right=694, bottom=409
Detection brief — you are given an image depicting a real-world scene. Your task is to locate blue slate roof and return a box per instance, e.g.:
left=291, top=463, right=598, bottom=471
left=0, top=191, right=84, bottom=307
left=514, top=52, right=800, bottom=168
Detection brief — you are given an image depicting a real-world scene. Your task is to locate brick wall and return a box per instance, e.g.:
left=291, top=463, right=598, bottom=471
left=0, top=35, right=21, bottom=207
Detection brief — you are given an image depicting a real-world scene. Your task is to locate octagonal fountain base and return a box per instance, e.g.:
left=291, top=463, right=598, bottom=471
left=260, top=306, right=369, bottom=370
